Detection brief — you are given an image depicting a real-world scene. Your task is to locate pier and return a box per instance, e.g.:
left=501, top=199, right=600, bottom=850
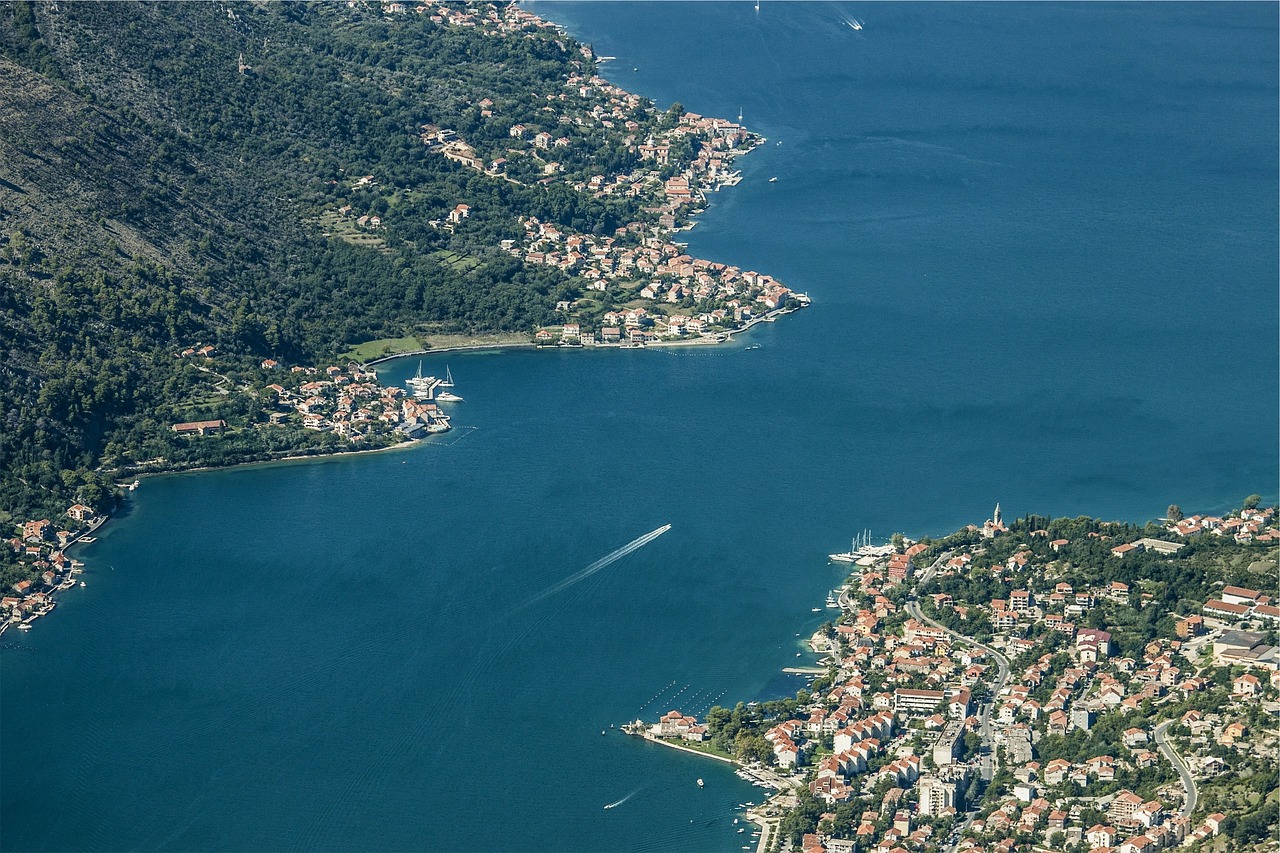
left=621, top=724, right=736, bottom=764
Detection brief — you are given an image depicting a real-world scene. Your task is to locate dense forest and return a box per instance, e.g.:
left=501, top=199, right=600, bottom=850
left=0, top=1, right=664, bottom=527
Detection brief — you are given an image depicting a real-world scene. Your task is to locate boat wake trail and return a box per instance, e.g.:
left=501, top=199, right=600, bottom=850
left=604, top=786, right=645, bottom=810
left=521, top=524, right=672, bottom=610
left=371, top=525, right=673, bottom=810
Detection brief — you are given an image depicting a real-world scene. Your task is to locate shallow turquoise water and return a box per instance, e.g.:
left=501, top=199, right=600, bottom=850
left=2, top=4, right=1275, bottom=850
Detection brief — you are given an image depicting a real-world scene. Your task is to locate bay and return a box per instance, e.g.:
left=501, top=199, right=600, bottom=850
left=2, top=3, right=1276, bottom=851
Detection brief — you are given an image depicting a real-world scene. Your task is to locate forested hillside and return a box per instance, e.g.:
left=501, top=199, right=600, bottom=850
left=0, top=1, right=655, bottom=530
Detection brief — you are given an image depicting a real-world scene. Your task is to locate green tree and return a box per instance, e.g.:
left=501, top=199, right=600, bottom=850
left=734, top=732, right=773, bottom=765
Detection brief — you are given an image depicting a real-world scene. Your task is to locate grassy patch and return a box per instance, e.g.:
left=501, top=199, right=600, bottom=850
left=667, top=738, right=736, bottom=762
left=317, top=210, right=387, bottom=251
left=431, top=249, right=480, bottom=271
left=415, top=331, right=532, bottom=350
left=340, top=336, right=426, bottom=362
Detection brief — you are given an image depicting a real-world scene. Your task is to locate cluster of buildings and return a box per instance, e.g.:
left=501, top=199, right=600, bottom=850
left=665, top=503, right=1277, bottom=853
left=514, top=216, right=799, bottom=343
left=166, top=359, right=449, bottom=443
left=1165, top=506, right=1277, bottom=544
left=3, top=504, right=95, bottom=633
left=910, top=513, right=1278, bottom=853
left=1200, top=584, right=1280, bottom=625
left=259, top=363, right=450, bottom=440
left=343, top=1, right=808, bottom=341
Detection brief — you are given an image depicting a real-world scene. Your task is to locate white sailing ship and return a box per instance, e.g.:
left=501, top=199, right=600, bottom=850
left=405, top=361, right=439, bottom=399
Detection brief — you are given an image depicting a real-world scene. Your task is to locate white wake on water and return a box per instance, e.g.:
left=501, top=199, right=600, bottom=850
left=604, top=787, right=644, bottom=810
left=521, top=524, right=671, bottom=609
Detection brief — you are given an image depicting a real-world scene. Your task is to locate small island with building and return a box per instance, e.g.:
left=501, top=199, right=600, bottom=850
left=626, top=500, right=1279, bottom=853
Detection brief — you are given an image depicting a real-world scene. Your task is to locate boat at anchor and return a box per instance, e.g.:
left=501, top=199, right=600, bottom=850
left=405, top=361, right=439, bottom=399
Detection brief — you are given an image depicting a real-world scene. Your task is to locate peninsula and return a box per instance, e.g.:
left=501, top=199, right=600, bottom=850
left=0, top=0, right=803, bottom=601
left=629, top=501, right=1279, bottom=853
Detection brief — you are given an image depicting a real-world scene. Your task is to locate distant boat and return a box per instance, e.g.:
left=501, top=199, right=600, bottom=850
left=811, top=607, right=822, bottom=612
left=768, top=176, right=778, bottom=182
left=849, top=18, right=863, bottom=30
left=697, top=778, right=704, bottom=787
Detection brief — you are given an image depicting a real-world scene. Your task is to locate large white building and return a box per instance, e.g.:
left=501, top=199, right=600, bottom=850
left=918, top=776, right=957, bottom=816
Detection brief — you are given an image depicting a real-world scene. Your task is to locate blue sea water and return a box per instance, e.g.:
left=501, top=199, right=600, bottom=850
left=2, top=4, right=1276, bottom=851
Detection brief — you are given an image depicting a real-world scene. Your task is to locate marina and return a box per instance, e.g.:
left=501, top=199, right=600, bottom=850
left=405, top=360, right=441, bottom=399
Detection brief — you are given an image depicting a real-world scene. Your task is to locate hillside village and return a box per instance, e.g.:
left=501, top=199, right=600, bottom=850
left=3, top=355, right=449, bottom=616
left=632, top=503, right=1279, bottom=853
left=331, top=0, right=808, bottom=345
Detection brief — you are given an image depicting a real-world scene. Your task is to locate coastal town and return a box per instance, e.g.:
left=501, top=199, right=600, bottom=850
left=327, top=0, right=809, bottom=347
left=1, top=506, right=96, bottom=635
left=628, top=502, right=1279, bottom=853
left=2, top=354, right=455, bottom=627
left=3, top=0, right=810, bottom=631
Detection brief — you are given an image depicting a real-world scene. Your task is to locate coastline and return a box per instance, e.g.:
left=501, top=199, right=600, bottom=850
left=363, top=303, right=805, bottom=373
left=3, top=437, right=427, bottom=636
left=125, top=432, right=423, bottom=482
left=624, top=722, right=798, bottom=850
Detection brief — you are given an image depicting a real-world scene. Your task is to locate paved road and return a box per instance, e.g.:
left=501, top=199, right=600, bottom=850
left=908, top=550, right=1012, bottom=783
left=1154, top=719, right=1198, bottom=819
left=908, top=551, right=1013, bottom=853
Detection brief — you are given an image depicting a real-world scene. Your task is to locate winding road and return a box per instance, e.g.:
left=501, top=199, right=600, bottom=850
left=1154, top=719, right=1198, bottom=819
left=907, top=554, right=1012, bottom=781
left=907, top=550, right=1013, bottom=853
